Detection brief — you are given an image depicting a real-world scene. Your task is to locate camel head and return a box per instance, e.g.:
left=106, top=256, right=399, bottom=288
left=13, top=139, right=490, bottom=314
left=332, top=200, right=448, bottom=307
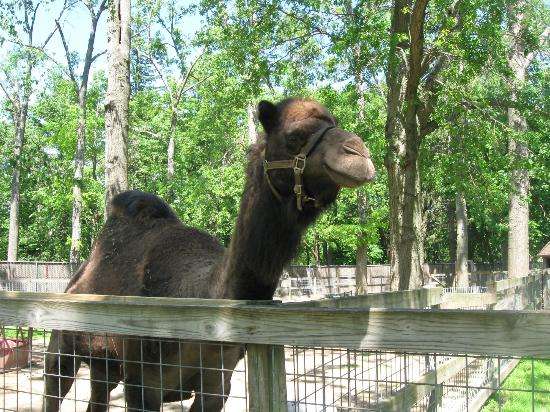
left=258, top=98, right=376, bottom=211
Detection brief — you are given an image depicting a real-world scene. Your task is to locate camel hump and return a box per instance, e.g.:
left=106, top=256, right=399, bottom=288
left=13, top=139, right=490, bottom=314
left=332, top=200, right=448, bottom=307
left=110, top=190, right=177, bottom=221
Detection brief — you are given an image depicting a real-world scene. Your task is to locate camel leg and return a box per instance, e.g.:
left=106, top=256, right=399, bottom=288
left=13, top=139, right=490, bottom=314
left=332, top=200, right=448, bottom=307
left=123, top=338, right=162, bottom=411
left=189, top=344, right=241, bottom=412
left=43, top=330, right=82, bottom=412
left=86, top=358, right=122, bottom=412
left=189, top=368, right=233, bottom=412
left=124, top=364, right=162, bottom=411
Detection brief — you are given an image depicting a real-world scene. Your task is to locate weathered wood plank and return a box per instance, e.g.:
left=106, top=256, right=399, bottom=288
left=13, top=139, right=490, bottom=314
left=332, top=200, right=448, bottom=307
left=247, top=344, right=287, bottom=412
left=0, top=290, right=277, bottom=307
left=1, top=291, right=550, bottom=356
left=440, top=293, right=497, bottom=309
left=286, top=287, right=443, bottom=309
left=490, top=274, right=539, bottom=293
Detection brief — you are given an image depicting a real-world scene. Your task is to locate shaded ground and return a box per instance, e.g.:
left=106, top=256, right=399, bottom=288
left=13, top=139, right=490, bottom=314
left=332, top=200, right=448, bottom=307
left=0, top=340, right=247, bottom=411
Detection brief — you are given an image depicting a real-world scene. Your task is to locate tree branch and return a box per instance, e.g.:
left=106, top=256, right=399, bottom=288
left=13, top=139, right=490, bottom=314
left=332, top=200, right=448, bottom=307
left=41, top=0, right=75, bottom=49
left=55, top=19, right=78, bottom=88
left=174, top=50, right=205, bottom=106
left=0, top=81, right=18, bottom=110
left=91, top=50, right=107, bottom=63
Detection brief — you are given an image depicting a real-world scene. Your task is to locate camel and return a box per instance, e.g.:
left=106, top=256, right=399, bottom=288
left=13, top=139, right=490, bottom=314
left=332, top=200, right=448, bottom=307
left=43, top=98, right=375, bottom=411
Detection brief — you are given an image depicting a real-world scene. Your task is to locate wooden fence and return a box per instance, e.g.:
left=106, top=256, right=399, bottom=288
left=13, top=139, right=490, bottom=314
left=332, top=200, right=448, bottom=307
left=0, top=272, right=548, bottom=411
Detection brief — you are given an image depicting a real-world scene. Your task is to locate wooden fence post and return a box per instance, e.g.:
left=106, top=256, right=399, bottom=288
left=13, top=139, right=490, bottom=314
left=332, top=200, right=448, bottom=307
left=247, top=344, right=287, bottom=412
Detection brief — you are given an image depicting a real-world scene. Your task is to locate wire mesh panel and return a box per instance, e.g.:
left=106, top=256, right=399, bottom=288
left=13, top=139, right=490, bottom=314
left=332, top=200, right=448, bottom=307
left=1, top=328, right=550, bottom=411
left=1, top=326, right=248, bottom=411
left=283, top=346, right=550, bottom=412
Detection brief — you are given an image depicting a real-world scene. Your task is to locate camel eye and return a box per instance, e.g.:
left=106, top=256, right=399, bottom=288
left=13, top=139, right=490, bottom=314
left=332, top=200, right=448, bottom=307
left=285, top=131, right=305, bottom=151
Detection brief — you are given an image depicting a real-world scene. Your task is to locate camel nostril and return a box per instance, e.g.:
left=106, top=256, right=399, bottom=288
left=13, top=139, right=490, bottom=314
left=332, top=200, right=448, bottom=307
left=343, top=145, right=366, bottom=158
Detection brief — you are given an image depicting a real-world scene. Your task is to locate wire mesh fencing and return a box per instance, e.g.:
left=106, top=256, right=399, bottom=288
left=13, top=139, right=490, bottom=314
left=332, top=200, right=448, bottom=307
left=2, top=325, right=549, bottom=411
left=1, top=326, right=248, bottom=411
left=283, top=347, right=549, bottom=411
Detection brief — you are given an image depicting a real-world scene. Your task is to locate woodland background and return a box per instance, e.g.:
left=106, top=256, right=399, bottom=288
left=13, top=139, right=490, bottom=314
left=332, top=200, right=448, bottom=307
left=0, top=0, right=548, bottom=287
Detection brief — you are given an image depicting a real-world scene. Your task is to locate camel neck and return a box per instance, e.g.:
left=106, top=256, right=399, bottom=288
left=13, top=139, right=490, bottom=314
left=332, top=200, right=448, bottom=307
left=215, top=151, right=317, bottom=300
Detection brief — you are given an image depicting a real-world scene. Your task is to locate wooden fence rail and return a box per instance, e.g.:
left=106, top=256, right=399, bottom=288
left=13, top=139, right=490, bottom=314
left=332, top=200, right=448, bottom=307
left=0, top=290, right=549, bottom=358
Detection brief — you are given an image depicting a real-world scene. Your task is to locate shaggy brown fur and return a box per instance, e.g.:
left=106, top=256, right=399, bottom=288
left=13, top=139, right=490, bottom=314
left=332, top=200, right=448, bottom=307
left=43, top=98, right=375, bottom=411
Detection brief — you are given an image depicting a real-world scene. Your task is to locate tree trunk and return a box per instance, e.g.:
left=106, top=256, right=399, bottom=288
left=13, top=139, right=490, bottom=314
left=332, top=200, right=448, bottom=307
left=398, top=148, right=423, bottom=290
left=165, top=109, right=177, bottom=201
left=506, top=2, right=530, bottom=278
left=167, top=109, right=177, bottom=181
left=455, top=192, right=469, bottom=288
left=356, top=189, right=369, bottom=294
left=105, top=0, right=131, bottom=217
left=7, top=105, right=27, bottom=261
left=67, top=7, right=104, bottom=264
left=385, top=0, right=427, bottom=290
left=69, top=90, right=87, bottom=263
left=447, top=198, right=456, bottom=262
left=247, top=104, right=259, bottom=145
left=313, top=232, right=321, bottom=267
left=351, top=25, right=370, bottom=295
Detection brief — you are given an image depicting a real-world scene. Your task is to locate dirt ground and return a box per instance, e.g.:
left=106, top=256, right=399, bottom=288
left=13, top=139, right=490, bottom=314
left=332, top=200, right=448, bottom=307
left=0, top=340, right=247, bottom=412
left=1, top=339, right=482, bottom=411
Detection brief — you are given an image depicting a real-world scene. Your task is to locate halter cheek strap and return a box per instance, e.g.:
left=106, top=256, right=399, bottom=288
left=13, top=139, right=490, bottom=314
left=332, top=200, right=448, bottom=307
left=264, top=125, right=336, bottom=211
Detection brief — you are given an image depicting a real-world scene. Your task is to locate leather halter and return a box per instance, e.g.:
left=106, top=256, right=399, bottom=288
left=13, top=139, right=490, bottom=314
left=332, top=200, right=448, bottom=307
left=264, top=125, right=336, bottom=211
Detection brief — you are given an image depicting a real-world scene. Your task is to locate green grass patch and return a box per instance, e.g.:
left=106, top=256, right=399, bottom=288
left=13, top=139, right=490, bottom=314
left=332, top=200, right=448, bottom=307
left=1, top=327, right=51, bottom=341
left=482, top=359, right=550, bottom=412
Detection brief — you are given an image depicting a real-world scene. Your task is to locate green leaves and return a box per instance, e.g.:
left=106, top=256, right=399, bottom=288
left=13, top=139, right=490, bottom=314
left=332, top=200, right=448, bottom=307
left=0, top=0, right=547, bottom=266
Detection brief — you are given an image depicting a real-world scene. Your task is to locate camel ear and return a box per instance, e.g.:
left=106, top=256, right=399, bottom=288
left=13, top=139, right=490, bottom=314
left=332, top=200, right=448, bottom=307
left=258, top=100, right=278, bottom=134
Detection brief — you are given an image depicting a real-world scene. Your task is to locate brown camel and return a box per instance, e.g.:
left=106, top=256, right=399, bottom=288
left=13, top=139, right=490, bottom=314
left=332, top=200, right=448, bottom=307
left=43, top=98, right=375, bottom=411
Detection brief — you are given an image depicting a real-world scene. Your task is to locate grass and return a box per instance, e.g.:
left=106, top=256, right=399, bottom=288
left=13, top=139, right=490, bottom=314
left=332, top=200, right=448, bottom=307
left=482, top=359, right=550, bottom=412
left=1, top=326, right=50, bottom=341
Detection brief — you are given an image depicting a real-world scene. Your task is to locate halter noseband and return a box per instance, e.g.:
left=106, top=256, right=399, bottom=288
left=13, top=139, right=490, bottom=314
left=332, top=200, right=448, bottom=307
left=264, top=124, right=336, bottom=211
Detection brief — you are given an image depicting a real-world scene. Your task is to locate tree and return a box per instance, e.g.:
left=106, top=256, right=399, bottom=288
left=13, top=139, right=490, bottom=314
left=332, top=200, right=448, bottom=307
left=506, top=0, right=548, bottom=277
left=104, top=0, right=131, bottom=216
left=0, top=0, right=68, bottom=261
left=134, top=1, right=207, bottom=199
left=385, top=0, right=429, bottom=290
left=55, top=0, right=108, bottom=263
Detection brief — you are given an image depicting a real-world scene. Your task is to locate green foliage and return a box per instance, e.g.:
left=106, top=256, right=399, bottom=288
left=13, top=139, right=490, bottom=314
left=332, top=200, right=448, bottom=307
left=0, top=0, right=548, bottom=267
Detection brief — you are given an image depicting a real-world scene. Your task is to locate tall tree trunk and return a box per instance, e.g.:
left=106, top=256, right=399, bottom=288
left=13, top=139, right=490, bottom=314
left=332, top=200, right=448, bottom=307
left=455, top=192, right=469, bottom=287
left=356, top=189, right=369, bottom=294
left=7, top=104, right=28, bottom=262
left=64, top=5, right=105, bottom=263
left=247, top=104, right=259, bottom=145
left=165, top=109, right=177, bottom=201
left=385, top=0, right=408, bottom=290
left=506, top=1, right=531, bottom=278
left=350, top=20, right=370, bottom=295
left=446, top=199, right=456, bottom=262
left=167, top=109, right=177, bottom=181
left=69, top=90, right=87, bottom=263
left=385, top=0, right=428, bottom=290
left=105, top=0, right=131, bottom=217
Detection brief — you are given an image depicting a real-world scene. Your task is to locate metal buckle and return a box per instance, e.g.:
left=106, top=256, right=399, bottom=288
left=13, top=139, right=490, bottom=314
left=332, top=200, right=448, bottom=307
left=294, top=155, right=306, bottom=172
left=294, top=184, right=302, bottom=196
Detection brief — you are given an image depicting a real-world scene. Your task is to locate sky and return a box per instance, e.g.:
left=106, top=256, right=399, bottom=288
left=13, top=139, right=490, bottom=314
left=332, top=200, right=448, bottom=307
left=17, top=1, right=204, bottom=82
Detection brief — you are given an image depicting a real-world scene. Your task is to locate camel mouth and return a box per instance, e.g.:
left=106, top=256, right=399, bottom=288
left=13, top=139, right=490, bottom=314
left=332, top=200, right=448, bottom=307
left=342, top=145, right=366, bottom=158
left=323, top=160, right=374, bottom=188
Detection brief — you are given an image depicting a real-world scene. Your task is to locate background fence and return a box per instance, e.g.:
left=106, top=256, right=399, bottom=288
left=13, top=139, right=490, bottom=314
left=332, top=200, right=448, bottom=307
left=0, top=261, right=535, bottom=297
left=1, top=271, right=549, bottom=411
